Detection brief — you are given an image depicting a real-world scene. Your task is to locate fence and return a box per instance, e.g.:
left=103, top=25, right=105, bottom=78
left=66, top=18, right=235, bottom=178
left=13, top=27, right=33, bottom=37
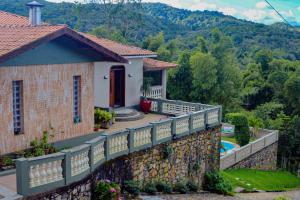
left=220, top=130, right=279, bottom=170
left=16, top=99, right=222, bottom=197
left=143, top=86, right=163, bottom=99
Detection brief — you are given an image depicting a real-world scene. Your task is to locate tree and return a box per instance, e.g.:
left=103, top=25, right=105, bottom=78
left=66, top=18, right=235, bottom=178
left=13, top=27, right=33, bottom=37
left=90, top=25, right=127, bottom=43
left=189, top=52, right=217, bottom=103
left=210, top=29, right=242, bottom=113
left=143, top=32, right=165, bottom=52
left=225, top=113, right=250, bottom=146
left=283, top=70, right=300, bottom=115
left=255, top=49, right=273, bottom=78
left=167, top=51, right=193, bottom=101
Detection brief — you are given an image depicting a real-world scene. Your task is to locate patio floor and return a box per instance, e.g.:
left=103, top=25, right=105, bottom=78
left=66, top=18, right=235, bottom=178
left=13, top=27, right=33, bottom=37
left=101, top=113, right=168, bottom=133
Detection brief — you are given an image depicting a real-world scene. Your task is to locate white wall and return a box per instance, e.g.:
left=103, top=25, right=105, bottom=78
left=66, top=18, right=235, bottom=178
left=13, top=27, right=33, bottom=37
left=94, top=58, right=144, bottom=108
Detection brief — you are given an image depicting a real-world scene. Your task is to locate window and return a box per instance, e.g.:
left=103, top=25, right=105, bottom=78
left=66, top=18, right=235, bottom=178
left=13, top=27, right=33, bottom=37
left=144, top=71, right=162, bottom=86
left=73, top=76, right=81, bottom=123
left=12, top=80, right=24, bottom=135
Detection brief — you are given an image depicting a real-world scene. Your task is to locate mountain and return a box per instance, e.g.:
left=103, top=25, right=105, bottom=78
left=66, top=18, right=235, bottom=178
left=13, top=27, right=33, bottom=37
left=1, top=0, right=300, bottom=62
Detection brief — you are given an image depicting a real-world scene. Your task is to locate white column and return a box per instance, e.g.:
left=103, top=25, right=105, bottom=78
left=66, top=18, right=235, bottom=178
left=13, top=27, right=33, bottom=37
left=162, top=69, right=167, bottom=99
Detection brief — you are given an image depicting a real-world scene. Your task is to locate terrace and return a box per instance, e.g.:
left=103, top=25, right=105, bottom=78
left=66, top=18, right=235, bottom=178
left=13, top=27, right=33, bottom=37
left=0, top=98, right=221, bottom=198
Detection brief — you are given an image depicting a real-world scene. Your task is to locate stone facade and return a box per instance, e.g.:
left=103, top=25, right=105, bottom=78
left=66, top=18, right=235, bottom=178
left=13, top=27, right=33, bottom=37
left=0, top=63, right=94, bottom=154
left=23, top=127, right=221, bottom=200
left=229, top=142, right=278, bottom=170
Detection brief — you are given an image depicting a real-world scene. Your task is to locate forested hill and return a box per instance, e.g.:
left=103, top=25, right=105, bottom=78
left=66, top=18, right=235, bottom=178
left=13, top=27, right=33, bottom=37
left=1, top=0, right=300, bottom=61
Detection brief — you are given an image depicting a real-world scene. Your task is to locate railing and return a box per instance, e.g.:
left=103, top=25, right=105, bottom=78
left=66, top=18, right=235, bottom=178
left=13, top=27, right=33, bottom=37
left=143, top=85, right=163, bottom=99
left=16, top=98, right=222, bottom=197
left=220, top=130, right=279, bottom=170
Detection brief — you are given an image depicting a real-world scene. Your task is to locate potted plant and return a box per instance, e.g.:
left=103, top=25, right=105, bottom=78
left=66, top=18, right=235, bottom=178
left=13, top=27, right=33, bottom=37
left=95, top=108, right=112, bottom=129
left=111, top=111, right=116, bottom=124
left=140, top=77, right=153, bottom=113
left=0, top=156, right=15, bottom=170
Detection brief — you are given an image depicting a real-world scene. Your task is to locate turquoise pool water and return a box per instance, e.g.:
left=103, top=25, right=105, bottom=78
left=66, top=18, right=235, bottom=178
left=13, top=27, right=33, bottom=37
left=220, top=141, right=235, bottom=153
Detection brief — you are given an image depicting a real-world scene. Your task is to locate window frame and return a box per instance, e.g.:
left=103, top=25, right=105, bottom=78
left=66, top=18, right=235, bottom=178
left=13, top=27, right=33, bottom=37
left=12, top=80, right=24, bottom=135
left=73, top=75, right=82, bottom=124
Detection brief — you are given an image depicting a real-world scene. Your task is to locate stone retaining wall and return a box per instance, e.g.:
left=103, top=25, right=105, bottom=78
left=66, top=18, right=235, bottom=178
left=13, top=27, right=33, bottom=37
left=220, top=130, right=278, bottom=170
left=229, top=142, right=277, bottom=170
left=24, top=127, right=221, bottom=200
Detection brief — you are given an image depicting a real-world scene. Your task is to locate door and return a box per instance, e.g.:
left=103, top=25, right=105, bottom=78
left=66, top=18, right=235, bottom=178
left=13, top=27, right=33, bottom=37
left=109, top=70, right=115, bottom=107
left=110, top=66, right=125, bottom=108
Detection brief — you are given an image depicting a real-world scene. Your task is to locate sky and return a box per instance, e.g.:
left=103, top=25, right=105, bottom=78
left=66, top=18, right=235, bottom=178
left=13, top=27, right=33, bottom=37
left=47, top=0, right=300, bottom=25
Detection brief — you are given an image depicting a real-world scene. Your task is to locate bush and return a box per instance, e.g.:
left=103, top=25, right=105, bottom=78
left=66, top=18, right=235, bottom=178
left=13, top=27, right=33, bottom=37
left=95, top=180, right=121, bottom=200
left=156, top=181, right=172, bottom=193
left=0, top=156, right=15, bottom=167
left=162, top=145, right=174, bottom=159
left=187, top=181, right=198, bottom=192
left=123, top=180, right=140, bottom=197
left=173, top=181, right=188, bottom=194
left=225, top=113, right=250, bottom=146
left=30, top=131, right=57, bottom=157
left=94, top=108, right=112, bottom=124
left=143, top=182, right=157, bottom=195
left=204, top=171, right=233, bottom=196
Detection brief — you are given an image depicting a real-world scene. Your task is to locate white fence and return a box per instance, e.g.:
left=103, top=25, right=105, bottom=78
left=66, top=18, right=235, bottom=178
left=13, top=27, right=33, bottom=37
left=143, top=85, right=163, bottom=99
left=220, top=130, right=279, bottom=170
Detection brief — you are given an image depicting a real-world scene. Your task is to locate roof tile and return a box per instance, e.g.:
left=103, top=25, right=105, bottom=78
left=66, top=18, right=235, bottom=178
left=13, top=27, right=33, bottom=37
left=144, top=58, right=177, bottom=70
left=82, top=33, right=156, bottom=57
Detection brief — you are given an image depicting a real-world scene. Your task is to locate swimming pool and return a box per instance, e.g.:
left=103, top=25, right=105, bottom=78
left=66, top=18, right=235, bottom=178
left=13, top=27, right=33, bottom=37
left=220, top=141, right=236, bottom=153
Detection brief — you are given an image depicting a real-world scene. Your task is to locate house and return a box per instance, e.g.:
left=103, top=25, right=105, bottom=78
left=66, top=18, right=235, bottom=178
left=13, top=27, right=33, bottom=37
left=0, top=2, right=176, bottom=154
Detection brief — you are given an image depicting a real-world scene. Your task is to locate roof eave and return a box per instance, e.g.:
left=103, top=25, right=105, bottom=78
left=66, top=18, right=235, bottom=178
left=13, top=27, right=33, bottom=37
left=0, top=26, right=129, bottom=65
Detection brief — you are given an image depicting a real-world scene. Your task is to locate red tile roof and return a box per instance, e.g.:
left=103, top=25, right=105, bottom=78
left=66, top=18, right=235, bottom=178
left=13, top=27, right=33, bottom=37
left=0, top=11, right=128, bottom=64
left=82, top=33, right=157, bottom=57
left=144, top=58, right=177, bottom=70
left=0, top=11, right=29, bottom=26
left=0, top=25, right=65, bottom=59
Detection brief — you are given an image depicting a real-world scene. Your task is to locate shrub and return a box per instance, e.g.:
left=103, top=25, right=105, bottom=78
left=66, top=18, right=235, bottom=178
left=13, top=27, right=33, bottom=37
left=123, top=180, right=140, bottom=197
left=156, top=181, right=172, bottom=193
left=204, top=171, right=233, bottom=196
left=30, top=131, right=57, bottom=157
left=187, top=181, right=198, bottom=192
left=162, top=145, right=174, bottom=159
left=95, top=180, right=121, bottom=200
left=173, top=181, right=188, bottom=194
left=143, top=182, right=157, bottom=195
left=94, top=108, right=112, bottom=124
left=225, top=113, right=250, bottom=146
left=0, top=156, right=14, bottom=166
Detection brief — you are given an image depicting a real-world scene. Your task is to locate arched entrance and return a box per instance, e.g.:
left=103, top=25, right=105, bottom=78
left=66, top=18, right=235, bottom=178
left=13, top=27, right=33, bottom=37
left=110, top=66, right=125, bottom=108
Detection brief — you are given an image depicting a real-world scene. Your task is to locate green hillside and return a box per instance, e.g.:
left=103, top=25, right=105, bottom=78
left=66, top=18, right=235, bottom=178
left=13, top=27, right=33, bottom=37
left=1, top=0, right=300, bottom=62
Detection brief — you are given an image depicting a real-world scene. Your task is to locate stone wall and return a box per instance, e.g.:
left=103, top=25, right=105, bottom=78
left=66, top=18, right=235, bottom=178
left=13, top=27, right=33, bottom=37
left=229, top=142, right=278, bottom=170
left=23, top=126, right=221, bottom=200
left=0, top=63, right=95, bottom=154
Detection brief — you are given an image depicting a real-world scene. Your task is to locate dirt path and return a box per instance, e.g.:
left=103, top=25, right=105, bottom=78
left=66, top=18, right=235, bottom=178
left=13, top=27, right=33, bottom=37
left=141, top=190, right=300, bottom=200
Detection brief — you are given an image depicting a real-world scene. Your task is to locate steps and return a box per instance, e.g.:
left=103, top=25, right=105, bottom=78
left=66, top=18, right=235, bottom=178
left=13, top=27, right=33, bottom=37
left=114, top=108, right=144, bottom=122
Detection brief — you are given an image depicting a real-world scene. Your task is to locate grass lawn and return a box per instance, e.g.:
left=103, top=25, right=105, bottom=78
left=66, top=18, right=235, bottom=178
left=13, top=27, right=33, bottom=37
left=221, top=136, right=237, bottom=143
left=221, top=169, right=300, bottom=191
left=221, top=136, right=255, bottom=144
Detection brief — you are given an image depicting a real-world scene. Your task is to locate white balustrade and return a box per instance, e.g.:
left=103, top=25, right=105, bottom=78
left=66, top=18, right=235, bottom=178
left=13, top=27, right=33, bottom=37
left=150, top=100, right=158, bottom=112
left=93, top=142, right=105, bottom=164
left=156, top=122, right=172, bottom=140
left=29, top=159, right=63, bottom=188
left=109, top=135, right=128, bottom=155
left=207, top=110, right=219, bottom=124
left=162, top=102, right=196, bottom=115
left=192, top=113, right=205, bottom=130
left=134, top=128, right=152, bottom=148
left=71, top=151, right=90, bottom=177
left=144, top=86, right=163, bottom=99
left=175, top=117, right=189, bottom=135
